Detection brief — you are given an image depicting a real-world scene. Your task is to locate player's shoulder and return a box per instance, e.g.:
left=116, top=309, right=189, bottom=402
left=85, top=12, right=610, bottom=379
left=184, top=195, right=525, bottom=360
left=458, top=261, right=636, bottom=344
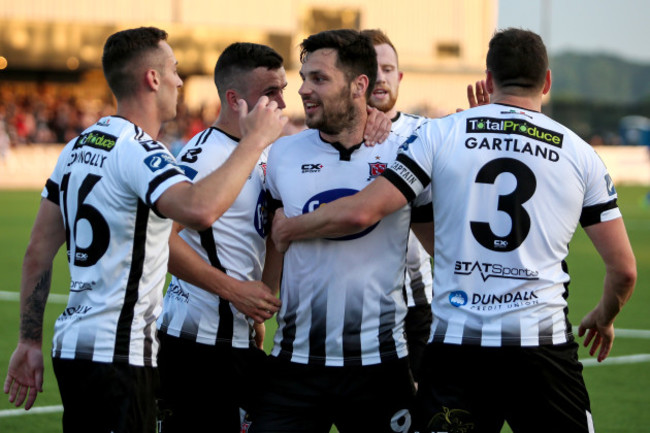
left=270, top=128, right=318, bottom=153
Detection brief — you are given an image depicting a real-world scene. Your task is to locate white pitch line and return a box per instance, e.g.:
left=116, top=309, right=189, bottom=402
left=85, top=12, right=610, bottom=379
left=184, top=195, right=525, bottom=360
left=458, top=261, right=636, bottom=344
left=0, top=290, right=68, bottom=304
left=0, top=404, right=63, bottom=418
left=571, top=325, right=650, bottom=339
left=582, top=353, right=650, bottom=367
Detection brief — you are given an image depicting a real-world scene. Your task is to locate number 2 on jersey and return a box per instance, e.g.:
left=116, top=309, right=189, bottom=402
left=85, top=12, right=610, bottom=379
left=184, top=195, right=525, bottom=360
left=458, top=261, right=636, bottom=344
left=60, top=173, right=110, bottom=266
left=470, top=157, right=536, bottom=252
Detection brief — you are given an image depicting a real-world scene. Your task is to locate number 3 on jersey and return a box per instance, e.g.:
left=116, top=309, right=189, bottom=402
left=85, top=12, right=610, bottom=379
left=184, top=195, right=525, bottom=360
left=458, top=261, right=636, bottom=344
left=60, top=173, right=110, bottom=266
left=470, top=157, right=536, bottom=252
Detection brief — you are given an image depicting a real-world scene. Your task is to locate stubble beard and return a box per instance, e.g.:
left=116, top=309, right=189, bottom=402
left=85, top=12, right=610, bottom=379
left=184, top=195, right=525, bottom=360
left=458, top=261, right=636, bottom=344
left=306, top=85, right=357, bottom=135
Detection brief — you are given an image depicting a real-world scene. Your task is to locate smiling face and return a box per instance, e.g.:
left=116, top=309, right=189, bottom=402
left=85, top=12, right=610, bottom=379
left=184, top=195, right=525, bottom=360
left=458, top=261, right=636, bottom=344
left=368, top=43, right=402, bottom=118
left=298, top=48, right=357, bottom=135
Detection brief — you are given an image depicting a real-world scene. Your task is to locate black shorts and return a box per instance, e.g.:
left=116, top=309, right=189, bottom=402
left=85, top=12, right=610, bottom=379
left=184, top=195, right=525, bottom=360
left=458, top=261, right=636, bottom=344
left=52, top=357, right=158, bottom=433
left=248, top=356, right=415, bottom=433
left=156, top=331, right=267, bottom=433
left=412, top=342, right=594, bottom=433
left=404, top=304, right=433, bottom=382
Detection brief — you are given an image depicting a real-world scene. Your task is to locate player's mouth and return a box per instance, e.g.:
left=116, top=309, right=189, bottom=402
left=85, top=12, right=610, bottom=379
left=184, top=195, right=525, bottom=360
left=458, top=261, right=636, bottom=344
left=303, top=100, right=320, bottom=114
left=372, top=88, right=389, bottom=99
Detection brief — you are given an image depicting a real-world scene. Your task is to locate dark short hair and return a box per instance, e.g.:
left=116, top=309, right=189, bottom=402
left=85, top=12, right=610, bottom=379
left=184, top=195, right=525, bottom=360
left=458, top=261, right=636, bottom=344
left=214, top=42, right=284, bottom=99
left=361, top=28, right=398, bottom=65
left=300, top=29, right=377, bottom=99
left=486, top=28, right=548, bottom=92
left=102, top=27, right=168, bottom=99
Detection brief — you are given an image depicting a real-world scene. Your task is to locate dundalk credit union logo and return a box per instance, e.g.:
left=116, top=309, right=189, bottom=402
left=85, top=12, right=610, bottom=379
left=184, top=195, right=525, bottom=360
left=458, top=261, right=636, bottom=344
left=449, top=291, right=468, bottom=308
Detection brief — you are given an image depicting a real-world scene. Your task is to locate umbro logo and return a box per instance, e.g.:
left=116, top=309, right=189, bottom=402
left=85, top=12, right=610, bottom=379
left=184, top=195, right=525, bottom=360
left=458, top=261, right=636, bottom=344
left=301, top=163, right=323, bottom=173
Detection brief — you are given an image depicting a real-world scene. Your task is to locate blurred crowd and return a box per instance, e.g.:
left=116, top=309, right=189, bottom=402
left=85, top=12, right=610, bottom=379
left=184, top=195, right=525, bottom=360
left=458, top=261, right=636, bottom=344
left=0, top=83, right=219, bottom=158
left=0, top=83, right=308, bottom=160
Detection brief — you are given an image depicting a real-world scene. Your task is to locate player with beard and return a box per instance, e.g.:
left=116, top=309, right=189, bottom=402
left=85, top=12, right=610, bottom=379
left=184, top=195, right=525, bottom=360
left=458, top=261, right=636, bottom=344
left=361, top=29, right=488, bottom=384
left=248, top=29, right=434, bottom=433
left=271, top=28, right=636, bottom=433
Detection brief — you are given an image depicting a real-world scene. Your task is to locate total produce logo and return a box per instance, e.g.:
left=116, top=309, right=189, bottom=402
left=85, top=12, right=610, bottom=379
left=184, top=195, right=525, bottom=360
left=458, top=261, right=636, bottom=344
left=466, top=117, right=563, bottom=148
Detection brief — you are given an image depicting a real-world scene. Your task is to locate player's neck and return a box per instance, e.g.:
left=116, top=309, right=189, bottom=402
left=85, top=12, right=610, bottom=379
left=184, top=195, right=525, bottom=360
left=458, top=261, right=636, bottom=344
left=116, top=100, right=162, bottom=140
left=384, top=107, right=399, bottom=121
left=213, top=111, right=242, bottom=140
left=490, top=93, right=543, bottom=112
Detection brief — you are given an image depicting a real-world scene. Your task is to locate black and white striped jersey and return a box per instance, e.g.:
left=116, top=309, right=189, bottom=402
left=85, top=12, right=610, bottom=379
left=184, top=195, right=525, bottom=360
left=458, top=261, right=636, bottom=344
left=43, top=116, right=190, bottom=366
left=383, top=103, right=622, bottom=347
left=392, top=112, right=433, bottom=307
left=157, top=127, right=268, bottom=348
left=266, top=129, right=431, bottom=366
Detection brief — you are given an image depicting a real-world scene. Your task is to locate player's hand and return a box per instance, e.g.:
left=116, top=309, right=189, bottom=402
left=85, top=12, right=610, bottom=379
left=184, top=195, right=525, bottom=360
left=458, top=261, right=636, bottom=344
left=577, top=307, right=615, bottom=362
left=364, top=106, right=391, bottom=146
left=271, top=208, right=291, bottom=253
left=228, top=279, right=281, bottom=324
left=456, top=80, right=489, bottom=112
left=253, top=322, right=265, bottom=350
left=4, top=341, right=44, bottom=410
left=238, top=96, right=289, bottom=149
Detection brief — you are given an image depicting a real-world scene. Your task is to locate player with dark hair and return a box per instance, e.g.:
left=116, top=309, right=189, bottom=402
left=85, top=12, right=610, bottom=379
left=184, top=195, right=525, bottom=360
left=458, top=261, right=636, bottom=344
left=249, top=29, right=434, bottom=433
left=3, top=27, right=287, bottom=433
left=272, top=28, right=636, bottom=433
left=156, top=42, right=288, bottom=432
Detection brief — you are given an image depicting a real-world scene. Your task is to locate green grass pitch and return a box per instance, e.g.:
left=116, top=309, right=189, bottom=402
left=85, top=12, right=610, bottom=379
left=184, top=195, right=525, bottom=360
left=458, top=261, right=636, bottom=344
left=0, top=186, right=648, bottom=432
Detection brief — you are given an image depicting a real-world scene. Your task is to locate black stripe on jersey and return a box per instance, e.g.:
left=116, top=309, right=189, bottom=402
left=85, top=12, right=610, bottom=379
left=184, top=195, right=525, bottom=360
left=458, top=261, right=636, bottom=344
left=409, top=273, right=429, bottom=306
left=266, top=190, right=283, bottom=213
left=579, top=199, right=618, bottom=227
left=431, top=320, right=448, bottom=343
left=44, top=179, right=60, bottom=205
left=308, top=287, right=328, bottom=365
left=114, top=200, right=149, bottom=364
left=411, top=203, right=433, bottom=223
left=134, top=124, right=145, bottom=141
left=196, top=127, right=215, bottom=145
left=198, top=229, right=234, bottom=343
left=342, top=286, right=364, bottom=365
left=382, top=153, right=430, bottom=202
left=538, top=316, right=555, bottom=346
left=146, top=169, right=186, bottom=211
left=378, top=296, right=399, bottom=363
left=461, top=324, right=481, bottom=345
left=561, top=259, right=574, bottom=343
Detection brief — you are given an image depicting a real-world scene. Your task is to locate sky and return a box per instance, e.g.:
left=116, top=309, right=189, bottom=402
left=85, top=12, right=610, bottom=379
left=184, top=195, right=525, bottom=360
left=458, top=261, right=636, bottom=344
left=497, top=0, right=650, bottom=64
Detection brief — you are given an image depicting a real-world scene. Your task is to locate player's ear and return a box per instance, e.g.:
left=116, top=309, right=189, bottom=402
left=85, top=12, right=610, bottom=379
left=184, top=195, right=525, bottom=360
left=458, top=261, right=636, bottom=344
left=542, top=69, right=552, bottom=95
left=225, top=89, right=241, bottom=111
left=145, top=68, right=160, bottom=91
left=353, top=75, right=369, bottom=98
left=485, top=70, right=494, bottom=94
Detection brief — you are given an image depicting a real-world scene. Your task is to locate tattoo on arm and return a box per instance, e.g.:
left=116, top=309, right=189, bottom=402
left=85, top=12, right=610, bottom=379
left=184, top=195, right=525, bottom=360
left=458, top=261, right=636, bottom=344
left=20, top=268, right=52, bottom=342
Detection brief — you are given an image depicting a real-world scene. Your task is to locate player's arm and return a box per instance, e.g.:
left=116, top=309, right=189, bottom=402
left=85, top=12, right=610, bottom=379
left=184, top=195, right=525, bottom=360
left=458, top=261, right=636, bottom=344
left=578, top=217, right=637, bottom=362
left=262, top=233, right=283, bottom=297
left=157, top=97, right=287, bottom=230
left=4, top=198, right=65, bottom=410
left=167, top=222, right=280, bottom=324
left=411, top=221, right=435, bottom=257
left=272, top=176, right=408, bottom=253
